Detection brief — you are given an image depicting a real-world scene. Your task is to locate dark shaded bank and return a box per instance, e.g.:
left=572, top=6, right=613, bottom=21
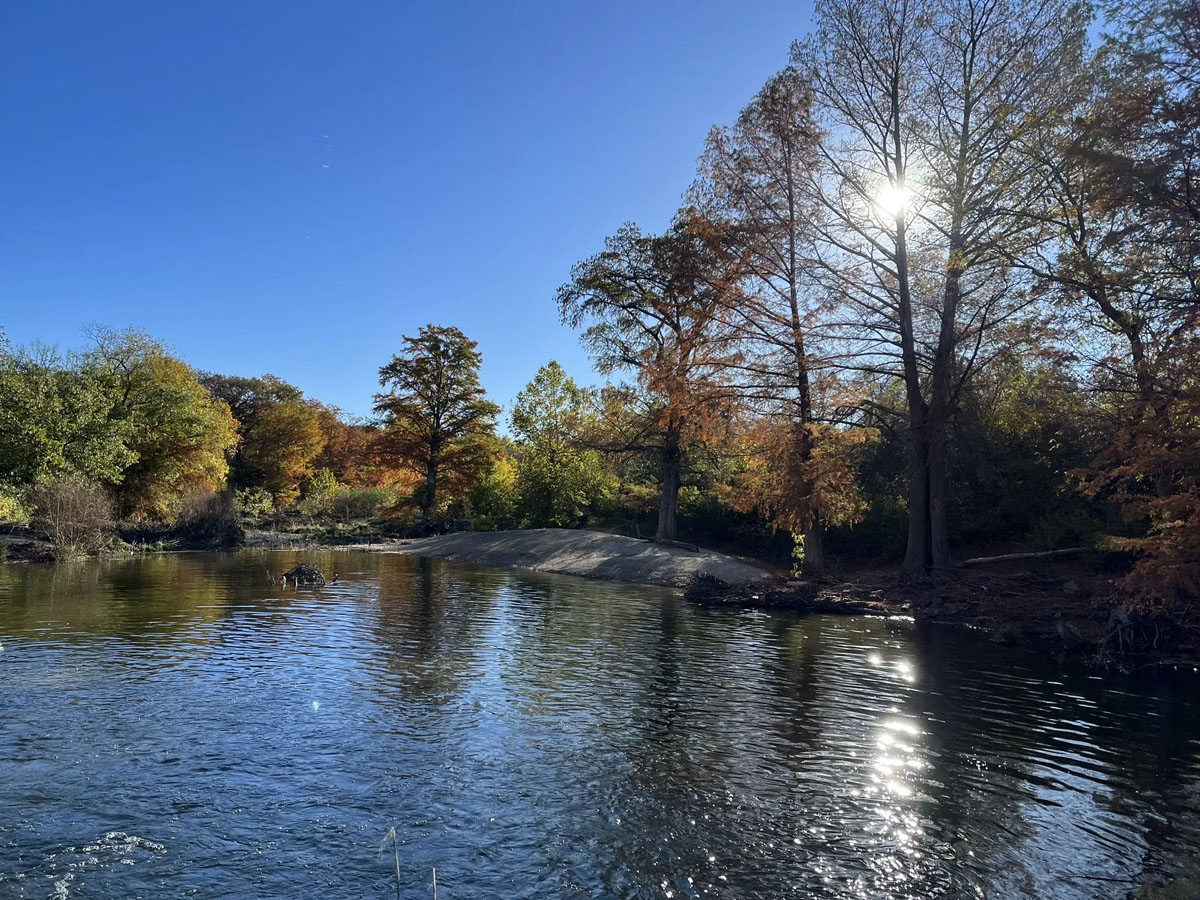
left=1, top=510, right=244, bottom=563
left=0, top=532, right=55, bottom=563
left=685, top=571, right=1200, bottom=668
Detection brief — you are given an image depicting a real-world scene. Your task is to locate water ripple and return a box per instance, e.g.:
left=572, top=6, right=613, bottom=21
left=0, top=551, right=1198, bottom=898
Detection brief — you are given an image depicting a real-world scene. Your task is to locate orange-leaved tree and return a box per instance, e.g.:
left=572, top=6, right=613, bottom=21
left=692, top=65, right=833, bottom=572
left=556, top=210, right=743, bottom=542
left=200, top=373, right=325, bottom=508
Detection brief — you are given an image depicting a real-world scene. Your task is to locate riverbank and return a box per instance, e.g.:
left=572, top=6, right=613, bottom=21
left=343, top=528, right=771, bottom=588
left=9, top=521, right=1195, bottom=667
left=2, top=524, right=770, bottom=588
left=687, top=570, right=1200, bottom=668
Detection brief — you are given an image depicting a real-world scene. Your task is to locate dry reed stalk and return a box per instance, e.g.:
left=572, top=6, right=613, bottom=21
left=379, top=826, right=401, bottom=900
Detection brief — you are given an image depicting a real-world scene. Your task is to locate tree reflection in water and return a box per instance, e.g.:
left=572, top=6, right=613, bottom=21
left=0, top=552, right=1198, bottom=899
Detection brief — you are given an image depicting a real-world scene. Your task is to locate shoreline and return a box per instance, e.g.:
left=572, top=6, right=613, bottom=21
left=8, top=526, right=1197, bottom=667
left=338, top=528, right=771, bottom=588
left=687, top=570, right=1200, bottom=669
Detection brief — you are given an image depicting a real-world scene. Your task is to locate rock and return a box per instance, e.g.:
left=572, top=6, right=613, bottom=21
left=786, top=580, right=810, bottom=588
left=1063, top=579, right=1081, bottom=594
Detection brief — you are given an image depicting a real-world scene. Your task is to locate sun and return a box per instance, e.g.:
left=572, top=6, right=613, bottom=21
left=875, top=182, right=910, bottom=219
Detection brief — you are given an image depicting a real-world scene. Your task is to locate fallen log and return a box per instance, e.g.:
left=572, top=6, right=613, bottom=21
left=958, top=548, right=1085, bottom=568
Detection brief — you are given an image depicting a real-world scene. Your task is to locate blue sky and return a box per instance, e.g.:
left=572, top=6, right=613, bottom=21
left=1, top=1, right=814, bottom=417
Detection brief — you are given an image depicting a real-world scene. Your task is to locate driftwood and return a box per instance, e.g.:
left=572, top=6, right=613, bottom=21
left=281, top=563, right=326, bottom=585
left=958, top=548, right=1085, bottom=568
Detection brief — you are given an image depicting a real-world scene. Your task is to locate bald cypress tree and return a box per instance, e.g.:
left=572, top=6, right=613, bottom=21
left=374, top=325, right=499, bottom=514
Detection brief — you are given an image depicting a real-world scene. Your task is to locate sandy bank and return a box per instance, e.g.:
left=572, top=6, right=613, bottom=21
left=354, top=528, right=769, bottom=588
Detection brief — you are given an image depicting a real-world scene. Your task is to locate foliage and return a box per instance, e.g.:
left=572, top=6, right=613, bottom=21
left=0, top=346, right=134, bottom=486
left=330, top=486, right=396, bottom=521
left=85, top=328, right=238, bottom=520
left=947, top=359, right=1107, bottom=552
left=692, top=64, right=829, bottom=569
left=1082, top=351, right=1200, bottom=604
left=2, top=0, right=1198, bottom=608
left=556, top=211, right=744, bottom=540
left=0, top=333, right=235, bottom=523
left=510, top=362, right=609, bottom=526
left=309, top=402, right=381, bottom=486
left=244, top=401, right=324, bottom=507
left=298, top=468, right=340, bottom=517
left=202, top=373, right=325, bottom=507
left=516, top=445, right=609, bottom=528
left=1006, top=0, right=1200, bottom=602
left=0, top=483, right=31, bottom=525
left=468, top=451, right=519, bottom=529
left=374, top=325, right=500, bottom=513
left=791, top=0, right=1089, bottom=574
left=234, top=487, right=274, bottom=520
left=32, top=478, right=117, bottom=555
left=724, top=419, right=871, bottom=531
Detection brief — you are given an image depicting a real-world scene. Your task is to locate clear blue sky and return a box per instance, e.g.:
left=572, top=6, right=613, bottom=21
left=1, top=1, right=814, bottom=418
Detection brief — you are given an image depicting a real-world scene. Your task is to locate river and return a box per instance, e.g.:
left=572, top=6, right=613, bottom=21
left=1, top=551, right=1198, bottom=898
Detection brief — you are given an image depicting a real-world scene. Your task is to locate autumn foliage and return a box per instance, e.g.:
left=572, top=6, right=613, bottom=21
left=374, top=325, right=500, bottom=515
left=0, top=0, right=1197, bottom=612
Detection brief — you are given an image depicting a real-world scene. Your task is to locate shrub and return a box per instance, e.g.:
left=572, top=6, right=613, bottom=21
left=470, top=454, right=518, bottom=529
left=0, top=483, right=31, bottom=525
left=330, top=486, right=395, bottom=521
left=172, top=490, right=243, bottom=548
left=297, top=468, right=340, bottom=517
left=234, top=487, right=274, bottom=520
left=32, top=479, right=116, bottom=555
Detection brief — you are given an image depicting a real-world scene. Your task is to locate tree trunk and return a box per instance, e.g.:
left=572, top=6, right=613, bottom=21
left=656, top=430, right=682, bottom=542
left=785, top=167, right=824, bottom=578
left=1091, top=282, right=1172, bottom=498
left=791, top=420, right=826, bottom=577
left=802, top=514, right=825, bottom=577
left=959, top=548, right=1084, bottom=567
left=926, top=412, right=952, bottom=572
left=921, top=115, right=968, bottom=573
left=901, top=422, right=930, bottom=576
left=424, top=456, right=439, bottom=515
left=926, top=261, right=962, bottom=575
left=894, top=209, right=930, bottom=578
left=791, top=296, right=826, bottom=575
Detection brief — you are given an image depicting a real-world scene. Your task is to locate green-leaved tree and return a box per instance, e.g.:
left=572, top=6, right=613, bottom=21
left=511, top=361, right=608, bottom=526
left=374, top=325, right=500, bottom=514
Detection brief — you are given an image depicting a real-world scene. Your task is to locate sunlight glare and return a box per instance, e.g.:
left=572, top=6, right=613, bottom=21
left=875, top=182, right=909, bottom=219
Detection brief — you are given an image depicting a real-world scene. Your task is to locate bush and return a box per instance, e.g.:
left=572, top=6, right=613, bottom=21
left=297, top=468, right=340, bottom=517
left=470, top=455, right=518, bottom=529
left=172, top=490, right=243, bottom=548
left=32, top=479, right=116, bottom=555
left=234, top=487, right=274, bottom=520
left=0, top=483, right=31, bottom=525
left=330, top=486, right=395, bottom=521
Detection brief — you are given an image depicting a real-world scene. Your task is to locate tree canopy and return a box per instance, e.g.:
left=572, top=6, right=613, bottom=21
left=510, top=361, right=608, bottom=526
left=374, top=325, right=500, bottom=514
left=202, top=372, right=324, bottom=508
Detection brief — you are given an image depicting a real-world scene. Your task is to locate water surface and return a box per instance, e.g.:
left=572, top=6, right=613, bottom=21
left=1, top=551, right=1198, bottom=898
